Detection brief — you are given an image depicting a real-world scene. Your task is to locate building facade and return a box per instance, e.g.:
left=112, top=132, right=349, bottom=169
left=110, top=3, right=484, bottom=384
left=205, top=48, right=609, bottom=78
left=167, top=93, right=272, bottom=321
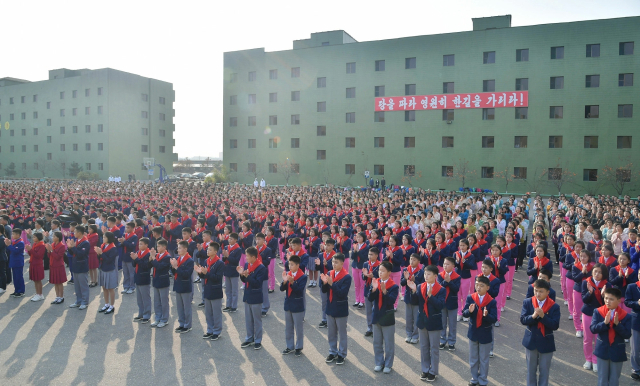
left=223, top=15, right=639, bottom=194
left=0, top=68, right=177, bottom=179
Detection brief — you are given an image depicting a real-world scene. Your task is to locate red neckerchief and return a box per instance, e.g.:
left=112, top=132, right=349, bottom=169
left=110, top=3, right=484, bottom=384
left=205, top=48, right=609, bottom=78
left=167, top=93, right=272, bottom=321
left=366, top=260, right=380, bottom=285
left=109, top=226, right=119, bottom=234
left=101, top=243, right=116, bottom=253
left=401, top=244, right=412, bottom=252
left=216, top=223, right=225, bottom=231
left=136, top=249, right=150, bottom=273
left=492, top=256, right=503, bottom=278
left=574, top=261, right=595, bottom=280
left=533, top=256, right=549, bottom=276
left=257, top=244, right=266, bottom=256
left=591, top=239, right=603, bottom=247
left=532, top=296, right=555, bottom=336
left=587, top=277, right=607, bottom=305
left=309, top=236, right=318, bottom=245
left=407, top=265, right=422, bottom=281
left=456, top=250, right=469, bottom=264
left=597, top=305, right=627, bottom=345
left=329, top=268, right=348, bottom=302
left=471, top=292, right=493, bottom=328
left=265, top=235, right=274, bottom=244
left=478, top=273, right=497, bottom=283
left=616, top=266, right=634, bottom=287
left=205, top=255, right=220, bottom=284
left=599, top=255, right=615, bottom=267
left=421, top=281, right=442, bottom=316
left=246, top=258, right=261, bottom=277
left=287, top=269, right=304, bottom=297
left=377, top=278, right=396, bottom=309
left=242, top=231, right=252, bottom=238
left=438, top=242, right=448, bottom=250
left=124, top=232, right=136, bottom=241
left=77, top=236, right=88, bottom=245
left=439, top=270, right=460, bottom=300
left=174, top=253, right=191, bottom=280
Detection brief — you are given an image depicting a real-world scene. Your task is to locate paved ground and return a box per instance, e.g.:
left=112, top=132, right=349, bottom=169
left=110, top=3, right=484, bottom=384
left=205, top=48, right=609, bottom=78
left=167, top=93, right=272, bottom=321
left=0, top=258, right=636, bottom=386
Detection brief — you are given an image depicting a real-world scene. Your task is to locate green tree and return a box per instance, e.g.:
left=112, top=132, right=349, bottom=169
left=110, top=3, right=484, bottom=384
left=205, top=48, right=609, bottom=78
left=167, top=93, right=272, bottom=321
left=4, top=162, right=17, bottom=177
left=77, top=171, right=100, bottom=181
left=68, top=162, right=83, bottom=178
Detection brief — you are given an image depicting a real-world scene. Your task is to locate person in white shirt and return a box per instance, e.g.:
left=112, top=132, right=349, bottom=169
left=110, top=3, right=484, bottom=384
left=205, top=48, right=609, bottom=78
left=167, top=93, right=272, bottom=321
left=260, top=179, right=265, bottom=188
left=254, top=178, right=259, bottom=188
left=108, top=176, right=114, bottom=182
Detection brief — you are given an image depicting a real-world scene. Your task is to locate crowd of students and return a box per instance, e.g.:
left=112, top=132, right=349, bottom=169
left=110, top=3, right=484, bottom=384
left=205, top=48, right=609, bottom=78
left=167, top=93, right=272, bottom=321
left=0, top=181, right=639, bottom=385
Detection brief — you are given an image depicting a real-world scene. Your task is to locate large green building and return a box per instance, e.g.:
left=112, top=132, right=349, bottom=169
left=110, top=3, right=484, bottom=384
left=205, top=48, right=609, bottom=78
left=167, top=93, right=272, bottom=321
left=0, top=68, right=177, bottom=180
left=223, top=15, right=639, bottom=194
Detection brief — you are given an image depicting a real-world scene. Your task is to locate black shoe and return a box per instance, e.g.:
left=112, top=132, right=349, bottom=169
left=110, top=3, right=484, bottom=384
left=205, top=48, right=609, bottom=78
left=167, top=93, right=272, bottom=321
left=325, top=354, right=336, bottom=363
left=14, top=293, right=24, bottom=298
left=133, top=316, right=143, bottom=321
left=506, top=296, right=511, bottom=300
left=222, top=307, right=231, bottom=312
left=468, top=382, right=479, bottom=386
left=229, top=308, right=237, bottom=313
left=210, top=334, right=220, bottom=341
left=631, top=373, right=640, bottom=381
left=448, top=344, right=456, bottom=351
left=336, top=356, right=345, bottom=365
left=180, top=327, right=192, bottom=334
left=295, top=349, right=302, bottom=356
left=282, top=348, right=294, bottom=355
left=9, top=292, right=17, bottom=297
left=268, top=290, right=274, bottom=293
left=319, top=321, right=327, bottom=328
left=357, top=304, right=364, bottom=309
left=352, top=302, right=359, bottom=307
left=364, top=331, right=373, bottom=337
left=104, top=306, right=114, bottom=314
left=141, top=318, right=150, bottom=324
left=439, top=343, right=446, bottom=349
left=261, top=311, right=267, bottom=317
left=420, top=372, right=429, bottom=381
left=203, top=333, right=213, bottom=339
left=241, top=340, right=254, bottom=348
left=426, top=373, right=436, bottom=382
left=197, top=303, right=205, bottom=308
left=175, top=326, right=185, bottom=333
left=68, top=280, right=74, bottom=284
left=254, top=343, right=262, bottom=350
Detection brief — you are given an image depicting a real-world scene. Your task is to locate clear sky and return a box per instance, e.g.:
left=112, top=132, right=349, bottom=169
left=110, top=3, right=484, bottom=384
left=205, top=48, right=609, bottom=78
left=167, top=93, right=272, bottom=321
left=3, top=0, right=638, bottom=158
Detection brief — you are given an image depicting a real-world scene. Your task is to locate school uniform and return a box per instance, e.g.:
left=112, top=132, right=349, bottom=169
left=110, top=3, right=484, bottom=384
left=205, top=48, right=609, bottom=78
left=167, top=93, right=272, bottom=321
left=257, top=244, right=272, bottom=314
left=490, top=256, right=509, bottom=320
left=150, top=251, right=171, bottom=324
left=520, top=296, right=561, bottom=386
left=131, top=248, right=152, bottom=320
left=412, top=282, right=446, bottom=377
left=316, top=250, right=336, bottom=323
left=400, top=265, right=424, bottom=342
left=7, top=239, right=25, bottom=294
left=456, top=251, right=476, bottom=316
left=200, top=256, right=225, bottom=336
left=280, top=269, right=307, bottom=350
left=238, top=230, right=254, bottom=269
left=98, top=243, right=119, bottom=289
left=591, top=305, right=632, bottom=386
left=265, top=235, right=278, bottom=290
left=385, top=246, right=404, bottom=309
left=164, top=222, right=183, bottom=258
left=437, top=270, right=461, bottom=346
left=370, top=278, right=399, bottom=369
left=463, top=293, right=498, bottom=386
left=121, top=232, right=138, bottom=292
left=322, top=268, right=352, bottom=359
left=422, top=248, right=440, bottom=270
left=171, top=254, right=194, bottom=329
left=69, top=236, right=91, bottom=306
left=351, top=242, right=369, bottom=305
left=240, top=261, right=268, bottom=344
left=581, top=278, right=612, bottom=364
left=527, top=256, right=554, bottom=285
left=223, top=243, right=242, bottom=309
left=571, top=261, right=594, bottom=332
left=526, top=284, right=557, bottom=302
left=194, top=242, right=210, bottom=304
left=363, top=260, right=381, bottom=333
left=625, top=283, right=640, bottom=378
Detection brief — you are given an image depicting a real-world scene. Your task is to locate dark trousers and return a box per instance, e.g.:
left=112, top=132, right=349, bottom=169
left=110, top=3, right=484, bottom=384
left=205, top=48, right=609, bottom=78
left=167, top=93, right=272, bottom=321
left=553, top=243, right=559, bottom=263
left=0, top=259, right=7, bottom=290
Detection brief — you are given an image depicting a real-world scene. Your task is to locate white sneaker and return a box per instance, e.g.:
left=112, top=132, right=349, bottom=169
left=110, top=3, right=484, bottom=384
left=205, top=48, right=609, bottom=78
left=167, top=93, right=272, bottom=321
left=568, top=315, right=573, bottom=320
left=463, top=317, right=470, bottom=322
left=576, top=331, right=583, bottom=338
left=592, top=364, right=598, bottom=373
left=500, top=307, right=504, bottom=312
left=121, top=289, right=127, bottom=294
left=457, top=315, right=462, bottom=322
left=374, top=365, right=383, bottom=372
left=30, top=295, right=39, bottom=302
left=564, top=300, right=568, bottom=305
left=0, top=288, right=6, bottom=294
left=583, top=361, right=592, bottom=369
left=405, top=337, right=411, bottom=343
left=126, top=289, right=134, bottom=294
left=626, top=339, right=630, bottom=343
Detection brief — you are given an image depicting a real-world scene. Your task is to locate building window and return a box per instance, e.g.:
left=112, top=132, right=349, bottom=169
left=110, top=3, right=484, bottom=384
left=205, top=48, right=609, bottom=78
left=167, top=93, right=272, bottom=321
left=21, top=96, right=26, bottom=103
left=585, top=75, right=600, bottom=88
left=374, top=165, right=384, bottom=175
left=269, top=163, right=277, bottom=173
left=33, top=94, right=38, bottom=102
left=73, top=126, right=78, bottom=133
left=248, top=94, right=256, bottom=104
left=248, top=139, right=256, bottom=148
left=21, top=112, right=26, bottom=120
left=515, top=78, right=529, bottom=91
left=159, top=146, right=165, bottom=153
left=86, top=143, right=91, bottom=151
left=10, top=114, right=14, bottom=120
left=291, top=138, right=300, bottom=148
left=374, top=137, right=385, bottom=148
left=248, top=71, right=256, bottom=81
left=291, top=91, right=300, bottom=101
left=33, top=128, right=38, bottom=135
left=549, top=136, right=563, bottom=148
left=321, top=42, right=329, bottom=46
left=317, top=126, right=326, bottom=136
left=138, top=144, right=147, bottom=152
left=405, top=111, right=415, bottom=122
left=482, top=108, right=495, bottom=120
left=374, top=111, right=385, bottom=123
left=442, top=136, right=454, bottom=148
left=583, top=169, right=598, bottom=181
left=551, top=46, right=564, bottom=59
left=442, top=166, right=453, bottom=177
left=141, top=93, right=148, bottom=101
left=317, top=102, right=326, bottom=112
left=248, top=163, right=256, bottom=173
left=98, top=163, right=103, bottom=171
left=291, top=67, right=300, bottom=78
left=317, top=150, right=326, bottom=160
left=98, top=143, right=103, bottom=151
left=618, top=104, right=633, bottom=118
left=269, top=138, right=279, bottom=148
left=617, top=136, right=632, bottom=149
left=84, top=125, right=91, bottom=133
left=230, top=73, right=237, bottom=83
left=549, top=106, right=564, bottom=119
left=584, top=136, right=599, bottom=148
left=405, top=84, right=416, bottom=95
left=346, top=87, right=356, bottom=98
left=141, top=128, right=149, bottom=135
left=268, top=115, right=277, bottom=125
left=47, top=102, right=50, bottom=109
left=345, top=137, right=356, bottom=148
left=98, top=124, right=103, bottom=132
left=404, top=137, right=415, bottom=148
left=10, top=145, right=13, bottom=152
left=229, top=163, right=237, bottom=173
left=346, top=62, right=356, bottom=74
left=619, top=73, right=634, bottom=86
left=85, top=88, right=90, bottom=97
left=345, top=164, right=355, bottom=175
left=60, top=126, right=65, bottom=134
left=229, top=139, right=237, bottom=149
left=317, top=77, right=326, bottom=88
left=291, top=165, right=300, bottom=175
left=72, top=108, right=77, bottom=116
left=269, top=93, right=277, bottom=103
left=515, top=107, right=528, bottom=119
left=403, top=165, right=416, bottom=177
left=442, top=82, right=454, bottom=94
left=346, top=112, right=355, bottom=123
left=516, top=48, right=529, bottom=62
left=585, top=105, right=599, bottom=118
left=73, top=144, right=78, bottom=151
left=33, top=112, right=38, bottom=119
left=442, top=109, right=454, bottom=121
left=514, top=167, right=527, bottom=179
left=405, top=57, right=416, bottom=69
left=60, top=108, right=66, bottom=117
left=141, top=111, right=148, bottom=118
left=481, top=167, right=494, bottom=178
left=159, top=96, right=165, bottom=104
left=230, top=95, right=237, bottom=105
left=269, top=69, right=277, bottom=80
left=98, top=106, right=104, bottom=115
left=482, top=136, right=495, bottom=148
left=550, top=76, right=564, bottom=89
left=514, top=136, right=528, bottom=148
left=483, top=80, right=495, bottom=92
left=33, top=145, right=38, bottom=152
left=47, top=135, right=51, bottom=143
left=21, top=129, right=26, bottom=136
left=291, top=114, right=300, bottom=125
left=375, top=86, right=385, bottom=97
left=248, top=116, right=257, bottom=126
left=586, top=44, right=600, bottom=57
left=620, top=42, right=634, bottom=55
left=443, top=54, right=455, bottom=66
left=33, top=162, right=39, bottom=170
left=230, top=117, right=237, bottom=127
left=47, top=119, right=51, bottom=126
left=98, top=87, right=103, bottom=95
left=60, top=92, right=65, bottom=99
left=47, top=153, right=52, bottom=161
left=483, top=51, right=495, bottom=64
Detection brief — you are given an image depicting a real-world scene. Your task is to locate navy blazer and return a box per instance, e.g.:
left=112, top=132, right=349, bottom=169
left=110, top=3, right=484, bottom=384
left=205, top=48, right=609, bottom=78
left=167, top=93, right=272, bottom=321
left=421, top=250, right=440, bottom=268
left=223, top=245, right=242, bottom=277
left=368, top=282, right=399, bottom=326
left=571, top=265, right=593, bottom=292
left=121, top=234, right=138, bottom=263
left=99, top=246, right=118, bottom=272
left=315, top=252, right=336, bottom=274
left=520, top=298, right=561, bottom=353
left=400, top=267, right=425, bottom=304
left=385, top=247, right=404, bottom=273
left=171, top=256, right=194, bottom=293
left=527, top=258, right=554, bottom=284
left=436, top=273, right=461, bottom=310
left=284, top=252, right=309, bottom=273
left=526, top=285, right=557, bottom=302
left=491, top=257, right=509, bottom=284
left=280, top=271, right=308, bottom=312
left=351, top=243, right=369, bottom=270
left=475, top=275, right=501, bottom=299
left=200, top=260, right=225, bottom=300
left=239, top=232, right=254, bottom=253
left=455, top=251, right=476, bottom=279
left=195, top=244, right=208, bottom=265
left=412, top=284, right=446, bottom=331
left=166, top=223, right=183, bottom=249
left=322, top=273, right=352, bottom=318
left=131, top=250, right=152, bottom=286
left=581, top=280, right=612, bottom=316
left=590, top=308, right=632, bottom=362
left=240, top=263, right=268, bottom=304
left=69, top=239, right=90, bottom=273
left=362, top=262, right=380, bottom=298
left=150, top=253, right=172, bottom=288
left=610, top=266, right=637, bottom=296
left=259, top=246, right=273, bottom=272
left=266, top=237, right=279, bottom=257
left=462, top=295, right=498, bottom=344
left=625, top=283, right=640, bottom=331
left=306, top=237, right=321, bottom=258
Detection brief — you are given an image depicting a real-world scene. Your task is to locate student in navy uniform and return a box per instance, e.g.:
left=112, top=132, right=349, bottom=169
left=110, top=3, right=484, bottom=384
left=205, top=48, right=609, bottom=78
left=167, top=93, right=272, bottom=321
left=370, top=261, right=399, bottom=374
left=95, top=232, right=118, bottom=314
left=401, top=253, right=424, bottom=344
left=195, top=242, right=225, bottom=341
left=527, top=245, right=554, bottom=285
left=582, top=262, right=612, bottom=371
left=305, top=228, right=321, bottom=288
left=363, top=246, right=381, bottom=337
left=102, top=217, right=122, bottom=271
left=67, top=225, right=91, bottom=309
left=351, top=231, right=369, bottom=308
left=164, top=214, right=183, bottom=258
left=316, top=238, right=337, bottom=328
left=222, top=233, right=242, bottom=313
left=131, top=237, right=153, bottom=323
left=265, top=227, right=279, bottom=292
left=321, top=252, right=352, bottom=365
left=526, top=269, right=557, bottom=302
left=520, top=279, right=561, bottom=386
left=610, top=253, right=636, bottom=315
left=624, top=269, right=640, bottom=381
left=5, top=229, right=25, bottom=297
left=280, top=254, right=307, bottom=356
left=195, top=230, right=213, bottom=307
left=171, top=240, right=194, bottom=333
left=384, top=235, right=404, bottom=310
left=456, top=239, right=476, bottom=321
left=119, top=222, right=138, bottom=294
left=150, top=239, right=171, bottom=328
left=255, top=233, right=272, bottom=316
left=463, top=275, right=498, bottom=386
left=591, top=287, right=632, bottom=386
left=239, top=246, right=268, bottom=350
left=438, top=256, right=461, bottom=350
left=408, top=265, right=446, bottom=382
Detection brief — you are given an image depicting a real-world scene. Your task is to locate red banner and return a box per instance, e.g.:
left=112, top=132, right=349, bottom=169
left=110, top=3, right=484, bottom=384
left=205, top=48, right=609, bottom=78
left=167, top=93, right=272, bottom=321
left=374, top=91, right=528, bottom=111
